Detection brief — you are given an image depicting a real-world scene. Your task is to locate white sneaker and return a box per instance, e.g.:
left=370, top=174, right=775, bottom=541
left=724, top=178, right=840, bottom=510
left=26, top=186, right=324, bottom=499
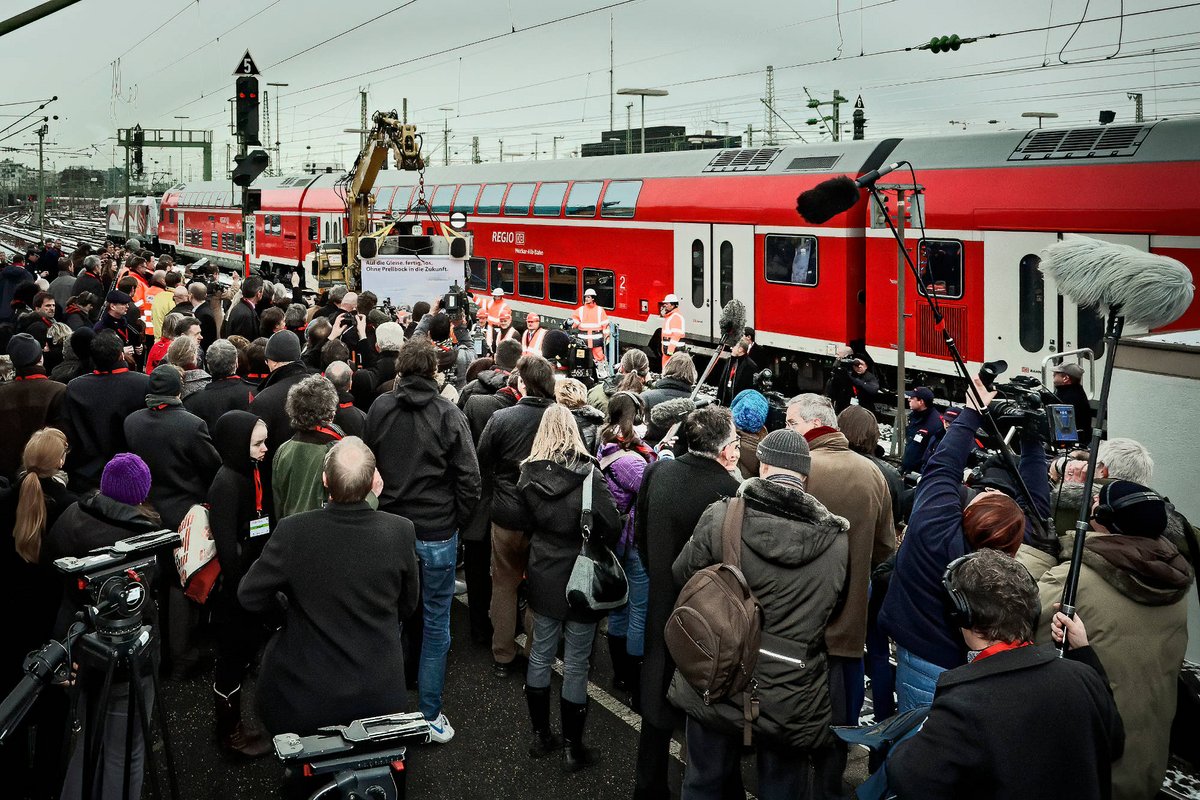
left=427, top=712, right=455, bottom=744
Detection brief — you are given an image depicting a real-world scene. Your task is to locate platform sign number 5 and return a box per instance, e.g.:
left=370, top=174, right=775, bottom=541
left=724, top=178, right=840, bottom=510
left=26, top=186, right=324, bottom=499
left=233, top=49, right=261, bottom=76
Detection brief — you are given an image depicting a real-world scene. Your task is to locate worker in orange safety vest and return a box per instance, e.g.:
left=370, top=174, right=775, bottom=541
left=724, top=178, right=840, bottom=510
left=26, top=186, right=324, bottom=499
left=121, top=256, right=157, bottom=339
left=660, top=293, right=685, bottom=361
left=485, top=287, right=511, bottom=354
left=522, top=312, right=547, bottom=357
left=570, top=288, right=610, bottom=362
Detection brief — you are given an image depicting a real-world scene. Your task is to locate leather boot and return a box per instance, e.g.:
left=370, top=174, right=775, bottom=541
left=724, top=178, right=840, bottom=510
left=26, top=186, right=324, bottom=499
left=560, top=698, right=598, bottom=773
left=524, top=684, right=562, bottom=758
left=606, top=633, right=629, bottom=692
left=214, top=685, right=272, bottom=758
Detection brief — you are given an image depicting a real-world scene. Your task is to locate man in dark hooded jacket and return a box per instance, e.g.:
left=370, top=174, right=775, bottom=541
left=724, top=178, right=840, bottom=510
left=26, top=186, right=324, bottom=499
left=458, top=338, right=521, bottom=409
left=249, top=331, right=309, bottom=510
left=0, top=333, right=66, bottom=479
left=184, top=340, right=251, bottom=433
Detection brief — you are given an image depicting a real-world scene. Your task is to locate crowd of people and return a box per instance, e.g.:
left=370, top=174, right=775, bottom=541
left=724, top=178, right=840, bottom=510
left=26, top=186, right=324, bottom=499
left=0, top=237, right=1194, bottom=800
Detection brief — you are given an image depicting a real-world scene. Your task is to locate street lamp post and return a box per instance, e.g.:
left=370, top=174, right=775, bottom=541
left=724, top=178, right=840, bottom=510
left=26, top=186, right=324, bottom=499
left=268, top=82, right=289, bottom=174
left=617, top=87, right=668, bottom=154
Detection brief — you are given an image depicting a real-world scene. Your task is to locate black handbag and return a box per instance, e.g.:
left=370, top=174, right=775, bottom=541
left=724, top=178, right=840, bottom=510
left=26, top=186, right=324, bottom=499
left=565, top=470, right=628, bottom=612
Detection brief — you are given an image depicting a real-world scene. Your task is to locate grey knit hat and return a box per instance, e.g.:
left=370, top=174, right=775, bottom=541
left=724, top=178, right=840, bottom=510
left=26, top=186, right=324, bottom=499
left=756, top=429, right=812, bottom=475
left=264, top=330, right=301, bottom=362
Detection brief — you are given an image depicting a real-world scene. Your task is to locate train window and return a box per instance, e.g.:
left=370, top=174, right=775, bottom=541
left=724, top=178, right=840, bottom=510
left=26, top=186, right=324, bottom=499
left=720, top=241, right=734, bottom=307
left=235, top=234, right=244, bottom=248
left=325, top=221, right=331, bottom=241
left=518, top=261, right=545, bottom=298
left=504, top=183, right=535, bottom=215
left=490, top=259, right=514, bottom=294
left=477, top=184, right=506, bottom=215
left=565, top=182, right=603, bottom=217
left=600, top=180, right=642, bottom=218
left=583, top=268, right=616, bottom=309
left=211, top=232, right=219, bottom=249
left=916, top=239, right=963, bottom=300
left=533, top=182, right=568, bottom=217
left=691, top=240, right=705, bottom=306
left=1018, top=254, right=1045, bottom=353
left=1078, top=305, right=1106, bottom=360
left=394, top=187, right=414, bottom=213
left=168, top=209, right=176, bottom=223
left=764, top=234, right=818, bottom=286
left=309, top=217, right=319, bottom=240
left=432, top=185, right=455, bottom=214
left=549, top=265, right=578, bottom=304
left=454, top=185, right=481, bottom=214
left=469, top=258, right=487, bottom=291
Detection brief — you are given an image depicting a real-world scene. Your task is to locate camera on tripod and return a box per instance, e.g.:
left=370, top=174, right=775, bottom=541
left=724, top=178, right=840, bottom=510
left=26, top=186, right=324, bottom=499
left=442, top=281, right=471, bottom=319
left=978, top=360, right=1077, bottom=446
left=274, top=712, right=431, bottom=800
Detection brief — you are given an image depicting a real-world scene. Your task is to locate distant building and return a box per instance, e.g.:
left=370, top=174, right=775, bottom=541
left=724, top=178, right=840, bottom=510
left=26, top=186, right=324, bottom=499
left=581, top=126, right=742, bottom=157
left=0, top=159, right=28, bottom=191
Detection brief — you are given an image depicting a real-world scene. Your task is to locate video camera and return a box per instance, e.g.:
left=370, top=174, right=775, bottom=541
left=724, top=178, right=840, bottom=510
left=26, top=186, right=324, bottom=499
left=978, top=360, right=1078, bottom=446
left=274, top=712, right=430, bottom=800
left=442, top=281, right=471, bottom=320
left=54, top=530, right=180, bottom=641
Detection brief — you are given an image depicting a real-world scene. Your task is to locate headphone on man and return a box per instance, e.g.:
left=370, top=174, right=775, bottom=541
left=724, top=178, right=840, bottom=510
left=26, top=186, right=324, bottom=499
left=1092, top=489, right=1160, bottom=534
left=942, top=552, right=1040, bottom=633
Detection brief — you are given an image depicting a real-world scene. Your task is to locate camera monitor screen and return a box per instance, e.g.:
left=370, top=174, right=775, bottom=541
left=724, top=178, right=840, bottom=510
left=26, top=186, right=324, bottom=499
left=1048, top=404, right=1079, bottom=444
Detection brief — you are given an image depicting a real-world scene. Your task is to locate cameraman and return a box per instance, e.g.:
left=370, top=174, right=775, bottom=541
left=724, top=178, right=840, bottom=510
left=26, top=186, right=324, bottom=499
left=879, top=376, right=1048, bottom=713
left=824, top=346, right=879, bottom=413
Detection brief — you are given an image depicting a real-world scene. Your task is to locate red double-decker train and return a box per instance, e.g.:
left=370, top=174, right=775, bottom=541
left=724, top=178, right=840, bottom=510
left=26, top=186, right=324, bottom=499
left=147, top=117, right=1200, bottom=394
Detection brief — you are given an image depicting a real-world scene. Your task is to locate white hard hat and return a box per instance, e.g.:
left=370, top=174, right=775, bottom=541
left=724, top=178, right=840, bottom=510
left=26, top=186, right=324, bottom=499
left=584, top=288, right=597, bottom=298
left=492, top=287, right=504, bottom=297
left=662, top=293, right=680, bottom=304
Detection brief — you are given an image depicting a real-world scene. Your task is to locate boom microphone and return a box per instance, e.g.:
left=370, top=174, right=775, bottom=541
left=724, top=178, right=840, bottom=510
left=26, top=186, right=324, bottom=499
left=1039, top=237, right=1195, bottom=329
left=719, top=299, right=747, bottom=341
left=795, top=162, right=906, bottom=225
left=649, top=396, right=713, bottom=430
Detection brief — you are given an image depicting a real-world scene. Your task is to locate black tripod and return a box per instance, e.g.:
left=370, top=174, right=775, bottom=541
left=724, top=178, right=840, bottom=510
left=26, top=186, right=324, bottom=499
left=64, top=622, right=178, bottom=800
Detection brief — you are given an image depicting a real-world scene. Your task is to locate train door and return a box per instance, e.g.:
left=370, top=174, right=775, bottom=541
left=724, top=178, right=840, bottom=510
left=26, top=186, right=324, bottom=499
left=985, top=231, right=1151, bottom=380
left=177, top=212, right=184, bottom=244
left=673, top=224, right=756, bottom=341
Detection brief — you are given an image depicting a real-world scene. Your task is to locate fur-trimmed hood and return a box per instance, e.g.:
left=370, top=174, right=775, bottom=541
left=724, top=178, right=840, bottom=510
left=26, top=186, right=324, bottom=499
left=738, top=476, right=849, bottom=568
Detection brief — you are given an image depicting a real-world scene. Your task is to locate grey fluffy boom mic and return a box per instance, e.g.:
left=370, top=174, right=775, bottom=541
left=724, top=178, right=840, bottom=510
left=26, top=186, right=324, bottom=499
left=1039, top=237, right=1195, bottom=329
left=649, top=396, right=713, bottom=430
left=719, top=299, right=747, bottom=340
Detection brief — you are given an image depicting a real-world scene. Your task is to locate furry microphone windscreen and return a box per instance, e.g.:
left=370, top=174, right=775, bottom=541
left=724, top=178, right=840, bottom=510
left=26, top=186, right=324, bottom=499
left=649, top=396, right=697, bottom=429
left=1039, top=237, right=1195, bottom=329
left=719, top=299, right=747, bottom=339
left=795, top=176, right=860, bottom=225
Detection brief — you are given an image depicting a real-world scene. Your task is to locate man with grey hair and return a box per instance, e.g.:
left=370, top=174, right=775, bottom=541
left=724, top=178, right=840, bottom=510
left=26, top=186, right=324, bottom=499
left=48, top=256, right=76, bottom=312
left=310, top=284, right=347, bottom=323
left=71, top=254, right=104, bottom=299
left=787, top=392, right=894, bottom=796
left=273, top=374, right=343, bottom=519
left=284, top=303, right=308, bottom=335
left=188, top=281, right=218, bottom=351
left=325, top=360, right=366, bottom=437
left=185, top=339, right=251, bottom=431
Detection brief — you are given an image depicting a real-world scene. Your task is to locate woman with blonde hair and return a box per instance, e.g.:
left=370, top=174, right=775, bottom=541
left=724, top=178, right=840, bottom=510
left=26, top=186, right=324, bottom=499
left=517, top=404, right=621, bottom=772
left=555, top=377, right=605, bottom=454
left=12, top=427, right=75, bottom=565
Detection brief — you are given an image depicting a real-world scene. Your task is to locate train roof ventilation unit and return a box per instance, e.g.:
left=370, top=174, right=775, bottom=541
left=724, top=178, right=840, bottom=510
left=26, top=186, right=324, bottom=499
left=703, top=147, right=783, bottom=173
left=1008, top=123, right=1154, bottom=161
left=785, top=155, right=842, bottom=171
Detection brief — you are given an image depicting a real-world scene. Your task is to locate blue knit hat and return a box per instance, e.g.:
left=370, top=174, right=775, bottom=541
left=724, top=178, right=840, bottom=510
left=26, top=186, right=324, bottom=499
left=731, top=389, right=769, bottom=432
left=101, top=453, right=152, bottom=506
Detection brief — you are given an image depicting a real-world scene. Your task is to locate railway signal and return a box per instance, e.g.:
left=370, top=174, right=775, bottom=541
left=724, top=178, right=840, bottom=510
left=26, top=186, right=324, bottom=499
left=236, top=76, right=261, bottom=145
left=231, top=149, right=269, bottom=187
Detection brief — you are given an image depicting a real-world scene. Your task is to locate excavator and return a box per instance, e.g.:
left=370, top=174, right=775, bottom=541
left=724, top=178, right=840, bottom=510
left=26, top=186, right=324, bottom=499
left=314, top=110, right=425, bottom=289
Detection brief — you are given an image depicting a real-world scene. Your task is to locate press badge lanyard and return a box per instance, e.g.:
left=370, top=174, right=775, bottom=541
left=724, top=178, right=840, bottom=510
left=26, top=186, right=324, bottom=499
left=249, top=464, right=270, bottom=538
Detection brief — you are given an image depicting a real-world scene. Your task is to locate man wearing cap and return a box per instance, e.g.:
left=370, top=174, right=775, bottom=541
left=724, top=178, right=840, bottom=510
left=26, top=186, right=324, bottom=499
left=570, top=289, right=610, bottom=364
left=0, top=333, right=67, bottom=479
left=901, top=386, right=942, bottom=475
left=1052, top=362, right=1094, bottom=446
left=521, top=312, right=546, bottom=358
left=63, top=330, right=152, bottom=490
left=1033, top=481, right=1192, bottom=800
left=786, top=393, right=895, bottom=795
left=659, top=293, right=685, bottom=367
left=94, top=289, right=133, bottom=342
left=484, top=287, right=510, bottom=355
left=669, top=428, right=849, bottom=798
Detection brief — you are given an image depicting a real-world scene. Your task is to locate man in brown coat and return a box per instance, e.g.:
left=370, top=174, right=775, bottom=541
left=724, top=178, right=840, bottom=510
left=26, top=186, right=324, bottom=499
left=0, top=333, right=66, bottom=479
left=787, top=392, right=895, bottom=798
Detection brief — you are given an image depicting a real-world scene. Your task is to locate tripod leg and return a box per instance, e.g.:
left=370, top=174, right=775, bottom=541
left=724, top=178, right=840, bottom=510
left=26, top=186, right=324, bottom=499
left=123, top=672, right=135, bottom=800
left=83, top=654, right=118, bottom=800
left=59, top=671, right=85, bottom=796
left=146, top=643, right=180, bottom=800
left=127, top=647, right=166, bottom=800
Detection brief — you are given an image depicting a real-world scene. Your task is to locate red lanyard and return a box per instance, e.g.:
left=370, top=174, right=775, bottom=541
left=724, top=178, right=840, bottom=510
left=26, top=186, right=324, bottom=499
left=974, top=641, right=1030, bottom=663
left=92, top=367, right=130, bottom=375
left=253, top=465, right=263, bottom=515
left=314, top=425, right=343, bottom=441
left=338, top=401, right=353, bottom=409
left=14, top=374, right=47, bottom=381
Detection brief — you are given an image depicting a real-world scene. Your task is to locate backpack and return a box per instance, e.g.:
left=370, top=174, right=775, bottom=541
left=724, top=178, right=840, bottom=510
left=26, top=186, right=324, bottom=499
left=665, top=497, right=763, bottom=744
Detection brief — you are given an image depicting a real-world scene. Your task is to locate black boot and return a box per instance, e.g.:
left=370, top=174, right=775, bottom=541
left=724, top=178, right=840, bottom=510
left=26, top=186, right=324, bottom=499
left=524, top=685, right=561, bottom=758
left=214, top=685, right=271, bottom=758
left=606, top=633, right=629, bottom=692
left=560, top=698, right=598, bottom=773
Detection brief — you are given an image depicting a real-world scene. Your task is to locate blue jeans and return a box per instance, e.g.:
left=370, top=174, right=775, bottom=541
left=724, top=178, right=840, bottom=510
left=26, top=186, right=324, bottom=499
left=895, top=646, right=944, bottom=714
left=683, top=716, right=809, bottom=800
left=416, top=534, right=457, bottom=720
left=605, top=547, right=648, bottom=657
left=864, top=581, right=896, bottom=720
left=526, top=613, right=596, bottom=704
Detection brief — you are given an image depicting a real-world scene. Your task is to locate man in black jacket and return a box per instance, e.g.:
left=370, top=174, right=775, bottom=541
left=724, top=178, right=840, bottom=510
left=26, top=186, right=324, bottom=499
left=887, top=549, right=1124, bottom=799
left=633, top=405, right=743, bottom=800
left=476, top=354, right=559, bottom=676
left=364, top=336, right=480, bottom=742
left=1051, top=362, right=1094, bottom=446
left=63, top=330, right=151, bottom=490
left=249, top=331, right=310, bottom=521
left=326, top=360, right=366, bottom=437
left=642, top=352, right=697, bottom=444
left=222, top=276, right=263, bottom=340
left=188, top=282, right=219, bottom=353
left=185, top=340, right=251, bottom=432
left=458, top=338, right=521, bottom=409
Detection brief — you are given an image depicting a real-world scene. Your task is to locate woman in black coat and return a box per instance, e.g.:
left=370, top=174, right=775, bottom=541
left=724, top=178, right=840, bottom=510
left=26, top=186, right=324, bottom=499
left=516, top=404, right=621, bottom=773
left=207, top=411, right=272, bottom=757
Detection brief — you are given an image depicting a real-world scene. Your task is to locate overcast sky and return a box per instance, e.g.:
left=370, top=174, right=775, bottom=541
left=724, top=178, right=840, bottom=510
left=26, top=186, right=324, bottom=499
left=2, top=0, right=1198, bottom=178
